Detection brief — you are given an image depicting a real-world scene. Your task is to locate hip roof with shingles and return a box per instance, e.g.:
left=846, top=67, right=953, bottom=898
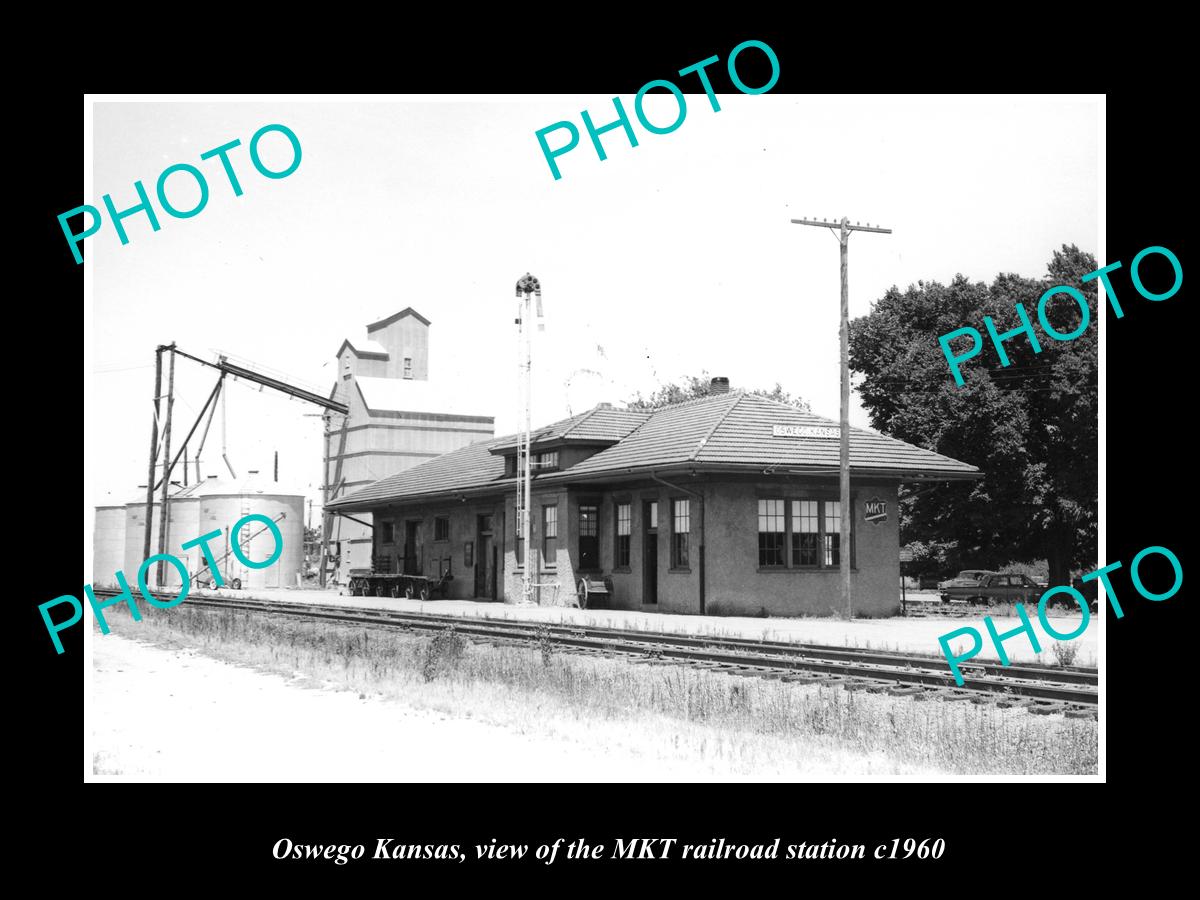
left=327, top=392, right=979, bottom=511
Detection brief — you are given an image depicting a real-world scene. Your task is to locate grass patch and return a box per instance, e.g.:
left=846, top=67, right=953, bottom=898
left=1051, top=641, right=1080, bottom=667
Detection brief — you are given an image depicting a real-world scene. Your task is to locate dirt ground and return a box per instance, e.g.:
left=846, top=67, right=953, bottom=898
left=90, top=635, right=947, bottom=782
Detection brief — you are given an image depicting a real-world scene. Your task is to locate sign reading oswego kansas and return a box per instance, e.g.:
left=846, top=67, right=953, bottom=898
left=772, top=425, right=840, bottom=438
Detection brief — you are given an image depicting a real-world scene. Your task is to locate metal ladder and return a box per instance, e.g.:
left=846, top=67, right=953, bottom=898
left=189, top=511, right=288, bottom=587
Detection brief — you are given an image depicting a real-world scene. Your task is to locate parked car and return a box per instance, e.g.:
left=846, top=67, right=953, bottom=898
left=937, top=570, right=995, bottom=593
left=940, top=572, right=1043, bottom=605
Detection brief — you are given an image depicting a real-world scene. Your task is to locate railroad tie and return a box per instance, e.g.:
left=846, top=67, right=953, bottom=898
left=731, top=669, right=767, bottom=679
left=1028, top=703, right=1065, bottom=716
left=994, top=698, right=1034, bottom=709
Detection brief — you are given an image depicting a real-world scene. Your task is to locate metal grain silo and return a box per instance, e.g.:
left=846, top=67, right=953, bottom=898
left=192, top=471, right=305, bottom=590
left=92, top=503, right=127, bottom=589
left=122, top=483, right=202, bottom=590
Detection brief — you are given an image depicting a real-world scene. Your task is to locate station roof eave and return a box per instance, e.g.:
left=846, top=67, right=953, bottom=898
left=327, top=481, right=513, bottom=514
left=544, top=461, right=983, bottom=486
left=326, top=461, right=981, bottom=514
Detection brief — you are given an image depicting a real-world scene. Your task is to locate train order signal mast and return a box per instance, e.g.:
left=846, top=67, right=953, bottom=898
left=790, top=216, right=892, bottom=619
left=515, top=273, right=544, bottom=604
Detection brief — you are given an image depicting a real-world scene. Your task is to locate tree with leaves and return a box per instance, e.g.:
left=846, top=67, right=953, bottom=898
left=849, top=245, right=1097, bottom=587
left=626, top=372, right=809, bottom=411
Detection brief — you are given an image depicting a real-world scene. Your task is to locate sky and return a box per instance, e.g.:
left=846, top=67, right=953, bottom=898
left=87, top=96, right=1100, bottom=516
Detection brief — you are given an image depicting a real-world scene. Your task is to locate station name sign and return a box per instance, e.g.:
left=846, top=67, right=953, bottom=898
left=772, top=425, right=840, bottom=438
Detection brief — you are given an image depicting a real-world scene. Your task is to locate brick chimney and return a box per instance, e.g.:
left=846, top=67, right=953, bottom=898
left=709, top=377, right=730, bottom=394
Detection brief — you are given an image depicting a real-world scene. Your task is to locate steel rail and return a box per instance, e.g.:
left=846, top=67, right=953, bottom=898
left=173, top=593, right=1098, bottom=686
left=97, top=590, right=1098, bottom=709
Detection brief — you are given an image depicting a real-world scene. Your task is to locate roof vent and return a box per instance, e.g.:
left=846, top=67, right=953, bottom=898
left=710, top=377, right=730, bottom=394
left=597, top=402, right=612, bottom=410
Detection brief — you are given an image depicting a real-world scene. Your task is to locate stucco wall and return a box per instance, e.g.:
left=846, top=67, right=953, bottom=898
left=702, top=480, right=900, bottom=618
left=502, top=489, right=576, bottom=606
left=371, top=499, right=506, bottom=600
left=355, top=476, right=902, bottom=618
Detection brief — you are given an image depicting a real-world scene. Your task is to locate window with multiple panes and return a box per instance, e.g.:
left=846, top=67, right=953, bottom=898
left=792, top=500, right=820, bottom=566
left=543, top=504, right=558, bottom=563
left=757, top=499, right=786, bottom=566
left=434, top=516, right=450, bottom=542
left=403, top=357, right=413, bottom=379
left=534, top=451, right=559, bottom=470
left=578, top=503, right=599, bottom=569
left=824, top=501, right=842, bottom=566
left=616, top=502, right=631, bottom=567
left=788, top=499, right=850, bottom=568
left=671, top=499, right=690, bottom=568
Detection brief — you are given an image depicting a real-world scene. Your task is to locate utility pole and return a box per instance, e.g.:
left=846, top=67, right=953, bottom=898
left=515, top=273, right=542, bottom=604
left=135, top=345, right=348, bottom=588
left=155, top=343, right=178, bottom=587
left=143, top=346, right=165, bottom=561
left=790, top=217, right=892, bottom=619
left=319, top=418, right=330, bottom=590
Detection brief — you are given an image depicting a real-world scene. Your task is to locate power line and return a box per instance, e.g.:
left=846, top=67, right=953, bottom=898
left=93, top=363, right=156, bottom=375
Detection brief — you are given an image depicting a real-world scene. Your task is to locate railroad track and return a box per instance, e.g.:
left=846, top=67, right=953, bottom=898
left=96, top=590, right=1099, bottom=715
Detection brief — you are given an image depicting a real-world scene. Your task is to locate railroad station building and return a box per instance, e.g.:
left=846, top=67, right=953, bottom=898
left=325, top=382, right=979, bottom=617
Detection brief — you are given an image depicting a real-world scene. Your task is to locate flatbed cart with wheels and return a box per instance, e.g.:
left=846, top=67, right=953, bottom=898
left=347, top=571, right=453, bottom=601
